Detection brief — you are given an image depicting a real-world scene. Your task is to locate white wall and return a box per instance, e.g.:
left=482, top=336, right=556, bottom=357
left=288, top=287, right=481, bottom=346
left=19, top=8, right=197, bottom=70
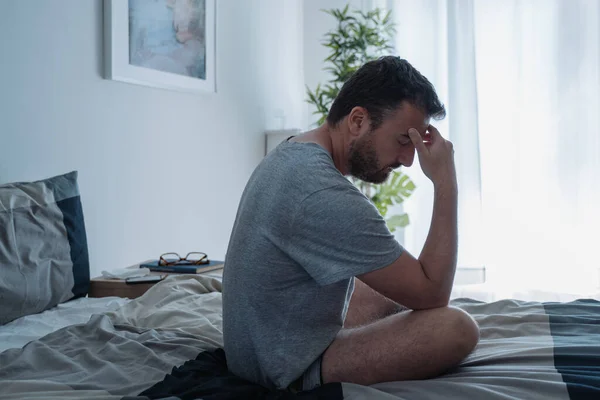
left=256, top=0, right=305, bottom=131
left=0, top=0, right=304, bottom=277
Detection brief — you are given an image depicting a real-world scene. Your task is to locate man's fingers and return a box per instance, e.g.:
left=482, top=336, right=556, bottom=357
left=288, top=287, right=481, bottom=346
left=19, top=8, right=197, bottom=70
left=408, top=128, right=427, bottom=154
left=427, top=125, right=443, bottom=141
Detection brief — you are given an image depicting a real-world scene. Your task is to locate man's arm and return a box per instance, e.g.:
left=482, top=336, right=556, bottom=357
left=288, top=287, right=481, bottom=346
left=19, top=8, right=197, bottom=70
left=358, top=125, right=458, bottom=310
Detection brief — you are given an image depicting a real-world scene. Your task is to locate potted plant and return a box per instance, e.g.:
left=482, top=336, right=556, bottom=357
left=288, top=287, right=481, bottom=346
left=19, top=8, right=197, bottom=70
left=306, top=5, right=416, bottom=232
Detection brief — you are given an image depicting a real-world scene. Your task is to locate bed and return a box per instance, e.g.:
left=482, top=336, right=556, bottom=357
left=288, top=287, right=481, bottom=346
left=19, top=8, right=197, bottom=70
left=1, top=273, right=600, bottom=400
left=2, top=173, right=600, bottom=399
left=0, top=295, right=129, bottom=354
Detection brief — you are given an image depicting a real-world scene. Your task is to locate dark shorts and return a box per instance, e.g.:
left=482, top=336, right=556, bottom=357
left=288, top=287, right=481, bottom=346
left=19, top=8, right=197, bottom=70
left=288, top=355, right=323, bottom=392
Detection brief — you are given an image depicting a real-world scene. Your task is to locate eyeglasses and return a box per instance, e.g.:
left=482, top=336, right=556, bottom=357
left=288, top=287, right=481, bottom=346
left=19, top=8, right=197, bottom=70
left=158, top=252, right=209, bottom=266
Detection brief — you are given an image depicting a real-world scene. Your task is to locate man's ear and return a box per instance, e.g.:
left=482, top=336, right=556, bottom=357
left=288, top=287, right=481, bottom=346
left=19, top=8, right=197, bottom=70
left=347, top=106, right=370, bottom=137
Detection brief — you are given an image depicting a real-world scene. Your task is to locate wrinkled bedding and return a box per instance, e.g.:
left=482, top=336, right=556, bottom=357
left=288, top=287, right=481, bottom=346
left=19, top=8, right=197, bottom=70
left=1, top=275, right=600, bottom=399
left=0, top=296, right=129, bottom=353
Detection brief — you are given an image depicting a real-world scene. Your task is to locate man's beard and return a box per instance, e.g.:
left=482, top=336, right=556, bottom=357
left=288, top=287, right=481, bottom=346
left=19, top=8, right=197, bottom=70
left=348, top=131, right=393, bottom=184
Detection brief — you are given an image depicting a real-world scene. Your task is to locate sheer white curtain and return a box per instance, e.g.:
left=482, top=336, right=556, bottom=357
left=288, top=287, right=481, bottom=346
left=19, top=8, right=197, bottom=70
left=384, top=0, right=600, bottom=301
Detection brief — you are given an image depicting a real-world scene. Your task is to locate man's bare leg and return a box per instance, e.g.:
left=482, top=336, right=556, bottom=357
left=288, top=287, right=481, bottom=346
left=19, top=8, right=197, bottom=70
left=325, top=279, right=479, bottom=386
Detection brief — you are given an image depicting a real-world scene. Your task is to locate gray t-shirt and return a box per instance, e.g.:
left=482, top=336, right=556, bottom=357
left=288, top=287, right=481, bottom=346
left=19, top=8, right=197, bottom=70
left=222, top=139, right=403, bottom=389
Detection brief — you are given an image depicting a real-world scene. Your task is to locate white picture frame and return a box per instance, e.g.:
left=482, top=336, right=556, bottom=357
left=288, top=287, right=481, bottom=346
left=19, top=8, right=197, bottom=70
left=103, top=0, right=216, bottom=94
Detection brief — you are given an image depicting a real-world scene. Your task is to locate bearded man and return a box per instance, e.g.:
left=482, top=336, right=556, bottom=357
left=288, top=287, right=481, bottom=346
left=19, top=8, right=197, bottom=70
left=222, top=56, right=480, bottom=393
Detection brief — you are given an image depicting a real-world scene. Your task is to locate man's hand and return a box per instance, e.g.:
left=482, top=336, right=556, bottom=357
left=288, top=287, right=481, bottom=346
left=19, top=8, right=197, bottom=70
left=408, top=125, right=456, bottom=188
left=359, top=125, right=459, bottom=310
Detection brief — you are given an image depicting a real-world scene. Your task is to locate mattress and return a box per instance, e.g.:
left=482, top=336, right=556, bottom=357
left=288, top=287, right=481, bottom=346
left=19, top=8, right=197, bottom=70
left=0, top=296, right=129, bottom=353
left=1, top=275, right=600, bottom=399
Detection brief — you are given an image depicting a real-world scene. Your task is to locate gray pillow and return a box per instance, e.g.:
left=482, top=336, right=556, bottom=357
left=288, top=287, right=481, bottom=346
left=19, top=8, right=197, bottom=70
left=0, top=171, right=90, bottom=325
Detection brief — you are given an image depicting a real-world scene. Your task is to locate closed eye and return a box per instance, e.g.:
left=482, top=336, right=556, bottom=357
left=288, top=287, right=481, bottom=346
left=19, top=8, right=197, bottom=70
left=398, top=136, right=411, bottom=145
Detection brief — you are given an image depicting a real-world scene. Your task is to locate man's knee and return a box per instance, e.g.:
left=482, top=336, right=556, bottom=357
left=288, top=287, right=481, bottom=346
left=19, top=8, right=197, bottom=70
left=441, top=306, right=480, bottom=357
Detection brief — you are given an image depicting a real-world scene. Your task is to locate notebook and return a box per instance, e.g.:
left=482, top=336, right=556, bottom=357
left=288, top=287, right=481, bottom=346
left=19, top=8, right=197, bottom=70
left=139, top=259, right=225, bottom=274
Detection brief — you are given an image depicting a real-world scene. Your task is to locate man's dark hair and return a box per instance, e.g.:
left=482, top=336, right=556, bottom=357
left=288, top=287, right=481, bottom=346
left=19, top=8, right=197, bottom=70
left=326, top=56, right=446, bottom=129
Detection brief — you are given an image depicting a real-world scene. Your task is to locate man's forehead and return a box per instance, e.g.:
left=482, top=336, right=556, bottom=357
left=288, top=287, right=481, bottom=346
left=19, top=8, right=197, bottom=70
left=388, top=106, right=430, bottom=133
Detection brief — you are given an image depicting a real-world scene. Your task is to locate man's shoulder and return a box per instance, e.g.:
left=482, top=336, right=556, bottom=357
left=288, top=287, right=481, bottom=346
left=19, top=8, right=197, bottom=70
left=260, top=141, right=351, bottom=191
left=267, top=141, right=333, bottom=169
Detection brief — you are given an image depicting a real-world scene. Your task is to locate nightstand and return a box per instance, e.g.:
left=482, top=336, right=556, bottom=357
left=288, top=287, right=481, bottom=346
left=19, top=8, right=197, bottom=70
left=88, top=261, right=223, bottom=299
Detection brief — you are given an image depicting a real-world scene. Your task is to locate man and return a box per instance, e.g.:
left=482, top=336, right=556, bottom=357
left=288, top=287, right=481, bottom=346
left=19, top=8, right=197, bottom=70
left=222, top=56, right=480, bottom=392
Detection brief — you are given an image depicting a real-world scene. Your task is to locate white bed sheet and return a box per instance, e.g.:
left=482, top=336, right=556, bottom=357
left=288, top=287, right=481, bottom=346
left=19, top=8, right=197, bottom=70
left=0, top=296, right=130, bottom=353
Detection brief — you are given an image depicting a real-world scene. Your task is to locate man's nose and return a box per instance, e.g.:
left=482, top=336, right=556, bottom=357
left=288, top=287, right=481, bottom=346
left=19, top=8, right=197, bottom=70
left=399, top=146, right=416, bottom=168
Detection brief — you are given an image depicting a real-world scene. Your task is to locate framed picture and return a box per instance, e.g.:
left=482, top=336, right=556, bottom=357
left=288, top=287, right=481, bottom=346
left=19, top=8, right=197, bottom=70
left=104, top=0, right=216, bottom=94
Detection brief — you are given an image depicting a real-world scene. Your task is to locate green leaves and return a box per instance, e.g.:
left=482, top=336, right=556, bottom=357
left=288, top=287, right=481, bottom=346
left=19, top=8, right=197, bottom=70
left=305, top=84, right=330, bottom=126
left=306, top=6, right=397, bottom=125
left=386, top=213, right=410, bottom=232
left=384, top=171, right=417, bottom=201
left=369, top=171, right=416, bottom=231
left=305, top=5, right=416, bottom=231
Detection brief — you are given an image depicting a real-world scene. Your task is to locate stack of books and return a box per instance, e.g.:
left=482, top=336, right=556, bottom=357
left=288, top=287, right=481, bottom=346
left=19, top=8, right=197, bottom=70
left=139, top=259, right=224, bottom=274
